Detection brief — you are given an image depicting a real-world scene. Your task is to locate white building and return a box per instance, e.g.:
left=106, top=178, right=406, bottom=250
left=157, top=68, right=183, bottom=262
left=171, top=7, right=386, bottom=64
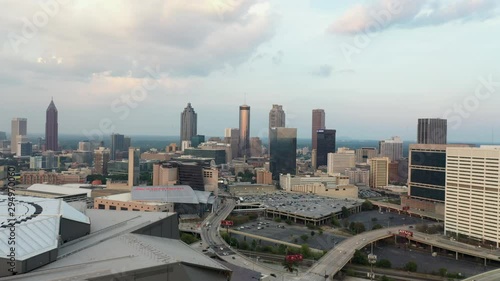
left=445, top=146, right=500, bottom=247
left=327, top=147, right=356, bottom=175
left=379, top=136, right=403, bottom=162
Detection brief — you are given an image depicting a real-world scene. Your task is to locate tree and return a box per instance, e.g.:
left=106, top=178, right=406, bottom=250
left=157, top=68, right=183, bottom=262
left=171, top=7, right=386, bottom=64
left=404, top=261, right=418, bottom=272
left=319, top=229, right=323, bottom=235
left=283, top=260, right=298, bottom=273
left=285, top=219, right=292, bottom=225
left=300, top=234, right=309, bottom=242
left=438, top=268, right=447, bottom=277
left=300, top=244, right=312, bottom=258
left=349, top=222, right=366, bottom=234
left=180, top=233, right=198, bottom=244
left=274, top=217, right=282, bottom=223
left=311, top=231, right=315, bottom=236
left=342, top=206, right=350, bottom=218
left=352, top=249, right=369, bottom=265
left=372, top=224, right=383, bottom=230
left=376, top=259, right=392, bottom=268
left=331, top=217, right=341, bottom=227
left=239, top=241, right=249, bottom=250
left=380, top=275, right=392, bottom=281
left=362, top=200, right=373, bottom=211
left=251, top=239, right=257, bottom=250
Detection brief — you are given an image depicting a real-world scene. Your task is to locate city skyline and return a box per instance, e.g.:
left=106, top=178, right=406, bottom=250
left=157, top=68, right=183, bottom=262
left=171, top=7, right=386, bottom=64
left=1, top=1, right=500, bottom=142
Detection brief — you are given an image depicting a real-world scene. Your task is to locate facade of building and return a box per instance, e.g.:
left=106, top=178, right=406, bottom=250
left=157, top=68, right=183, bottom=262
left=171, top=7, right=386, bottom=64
left=128, top=147, right=140, bottom=188
left=45, top=99, right=58, bottom=151
left=11, top=117, right=27, bottom=154
left=190, top=134, right=205, bottom=148
left=379, top=136, right=403, bottom=161
left=418, top=118, right=447, bottom=144
left=110, top=133, right=124, bottom=160
left=17, top=141, right=32, bottom=157
left=224, top=128, right=239, bottom=160
left=78, top=141, right=91, bottom=152
left=445, top=146, right=500, bottom=247
left=184, top=148, right=227, bottom=165
left=94, top=147, right=110, bottom=175
left=355, top=147, right=377, bottom=163
left=279, top=173, right=357, bottom=199
left=250, top=137, right=262, bottom=157
left=256, top=169, right=273, bottom=185
left=20, top=170, right=87, bottom=185
left=369, top=157, right=389, bottom=188
left=316, top=129, right=336, bottom=167
left=180, top=103, right=197, bottom=142
left=345, top=168, right=370, bottom=185
left=238, top=104, right=251, bottom=158
left=269, top=104, right=285, bottom=152
left=327, top=147, right=356, bottom=175
left=269, top=127, right=297, bottom=180
left=311, top=109, right=325, bottom=150
left=152, top=161, right=216, bottom=192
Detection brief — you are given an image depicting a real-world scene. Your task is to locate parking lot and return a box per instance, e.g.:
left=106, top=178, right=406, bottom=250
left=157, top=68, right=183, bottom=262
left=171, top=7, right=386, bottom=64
left=228, top=217, right=345, bottom=251
left=348, top=210, right=433, bottom=230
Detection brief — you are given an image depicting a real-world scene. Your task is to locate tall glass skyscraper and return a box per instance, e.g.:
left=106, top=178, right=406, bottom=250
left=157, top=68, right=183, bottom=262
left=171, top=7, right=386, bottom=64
left=316, top=129, right=336, bottom=167
left=180, top=103, right=197, bottom=142
left=45, top=98, right=58, bottom=151
left=11, top=118, right=27, bottom=154
left=312, top=109, right=325, bottom=150
left=239, top=104, right=250, bottom=158
left=417, top=118, right=447, bottom=144
left=269, top=127, right=297, bottom=180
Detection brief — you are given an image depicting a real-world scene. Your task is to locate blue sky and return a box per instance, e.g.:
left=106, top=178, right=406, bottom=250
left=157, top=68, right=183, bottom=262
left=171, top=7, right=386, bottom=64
left=1, top=0, right=499, bottom=142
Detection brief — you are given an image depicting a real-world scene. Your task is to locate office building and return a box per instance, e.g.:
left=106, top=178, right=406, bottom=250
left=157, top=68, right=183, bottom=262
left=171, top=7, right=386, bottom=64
left=403, top=143, right=472, bottom=215
left=379, top=136, right=403, bottom=161
left=43, top=150, right=56, bottom=169
left=327, top=147, right=356, bottom=175
left=45, top=98, right=58, bottom=151
left=316, top=129, right=336, bottom=167
left=152, top=161, right=216, bottom=192
left=224, top=128, right=239, bottom=160
left=110, top=133, right=124, bottom=160
left=0, top=131, right=6, bottom=140
left=269, top=127, right=297, bottom=180
left=250, top=137, right=263, bottom=157
left=312, top=109, right=325, bottom=150
left=355, top=147, right=377, bottom=163
left=180, top=102, right=197, bottom=142
left=279, top=173, right=358, bottom=199
left=239, top=104, right=251, bottom=158
left=190, top=135, right=205, bottom=148
left=78, top=141, right=91, bottom=152
left=345, top=168, right=370, bottom=185
left=418, top=118, right=447, bottom=144
left=181, top=140, right=191, bottom=151
left=11, top=117, right=27, bottom=154
left=184, top=148, right=226, bottom=165
left=445, top=146, right=500, bottom=247
left=256, top=168, right=273, bottom=185
left=72, top=151, right=93, bottom=166
left=369, top=157, right=389, bottom=188
left=128, top=147, right=140, bottom=188
left=94, top=147, right=110, bottom=175
left=0, top=140, right=10, bottom=154
left=30, top=156, right=44, bottom=169
left=269, top=104, right=285, bottom=150
left=17, top=141, right=32, bottom=157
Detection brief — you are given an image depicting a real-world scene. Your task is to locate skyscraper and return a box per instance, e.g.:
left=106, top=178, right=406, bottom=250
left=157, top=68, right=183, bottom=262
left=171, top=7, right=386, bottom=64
left=239, top=104, right=250, bottom=158
left=0, top=132, right=6, bottom=140
left=369, top=157, right=389, bottom=188
left=224, top=128, right=239, bottom=160
left=128, top=147, right=140, bottom=188
left=45, top=98, right=58, bottom=151
left=269, top=127, right=297, bottom=180
left=110, top=133, right=124, bottom=160
left=11, top=118, right=27, bottom=154
left=378, top=136, right=403, bottom=162
left=311, top=109, right=325, bottom=150
left=269, top=104, right=285, bottom=153
left=94, top=147, right=110, bottom=175
left=418, top=118, right=447, bottom=144
left=180, top=103, right=197, bottom=142
left=316, top=129, right=336, bottom=167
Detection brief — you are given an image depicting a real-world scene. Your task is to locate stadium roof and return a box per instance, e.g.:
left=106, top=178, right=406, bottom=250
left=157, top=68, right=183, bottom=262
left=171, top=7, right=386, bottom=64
left=28, top=184, right=92, bottom=197
left=131, top=185, right=215, bottom=204
left=0, top=195, right=90, bottom=261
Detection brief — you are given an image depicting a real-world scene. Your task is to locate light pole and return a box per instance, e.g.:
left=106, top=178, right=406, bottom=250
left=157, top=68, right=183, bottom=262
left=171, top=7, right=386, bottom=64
left=367, top=243, right=377, bottom=281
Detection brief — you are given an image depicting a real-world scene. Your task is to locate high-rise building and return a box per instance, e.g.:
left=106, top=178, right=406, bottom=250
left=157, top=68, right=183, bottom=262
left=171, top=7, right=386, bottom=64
left=239, top=104, right=251, bottom=158
left=123, top=136, right=131, bottom=150
left=43, top=150, right=56, bottom=169
left=0, top=131, right=6, bottom=140
left=180, top=103, right=197, bottom=142
left=316, top=129, right=336, bottom=167
left=110, top=133, right=125, bottom=160
left=11, top=118, right=27, bottom=154
left=418, top=118, right=447, bottom=144
left=250, top=137, right=262, bottom=157
left=17, top=141, right=32, bottom=157
left=128, top=147, right=140, bottom=188
left=191, top=135, right=205, bottom=148
left=78, top=141, right=92, bottom=152
left=94, top=147, right=110, bottom=175
left=45, top=98, right=58, bottom=151
left=269, top=104, right=285, bottom=150
left=405, top=144, right=472, bottom=212
left=327, top=147, right=356, bottom=175
left=445, top=146, right=500, bottom=247
left=379, top=136, right=403, bottom=162
left=311, top=109, right=325, bottom=150
left=369, top=157, right=389, bottom=188
left=269, top=127, right=297, bottom=180
left=224, top=128, right=239, bottom=161
left=355, top=147, right=377, bottom=163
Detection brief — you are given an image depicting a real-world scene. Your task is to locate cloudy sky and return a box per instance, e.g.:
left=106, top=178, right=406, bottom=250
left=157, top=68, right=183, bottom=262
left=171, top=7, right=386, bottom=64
left=1, top=0, right=500, bottom=142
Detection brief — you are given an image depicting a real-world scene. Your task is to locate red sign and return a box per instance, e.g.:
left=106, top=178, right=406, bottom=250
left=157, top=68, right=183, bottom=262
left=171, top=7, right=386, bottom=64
left=399, top=229, right=413, bottom=237
left=286, top=254, right=303, bottom=262
left=221, top=220, right=233, bottom=226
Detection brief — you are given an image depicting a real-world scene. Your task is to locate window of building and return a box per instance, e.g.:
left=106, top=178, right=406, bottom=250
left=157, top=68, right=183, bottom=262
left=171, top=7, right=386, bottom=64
left=109, top=206, right=116, bottom=210
left=98, top=204, right=105, bottom=209
left=121, top=207, right=128, bottom=211
left=132, top=209, right=140, bottom=211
